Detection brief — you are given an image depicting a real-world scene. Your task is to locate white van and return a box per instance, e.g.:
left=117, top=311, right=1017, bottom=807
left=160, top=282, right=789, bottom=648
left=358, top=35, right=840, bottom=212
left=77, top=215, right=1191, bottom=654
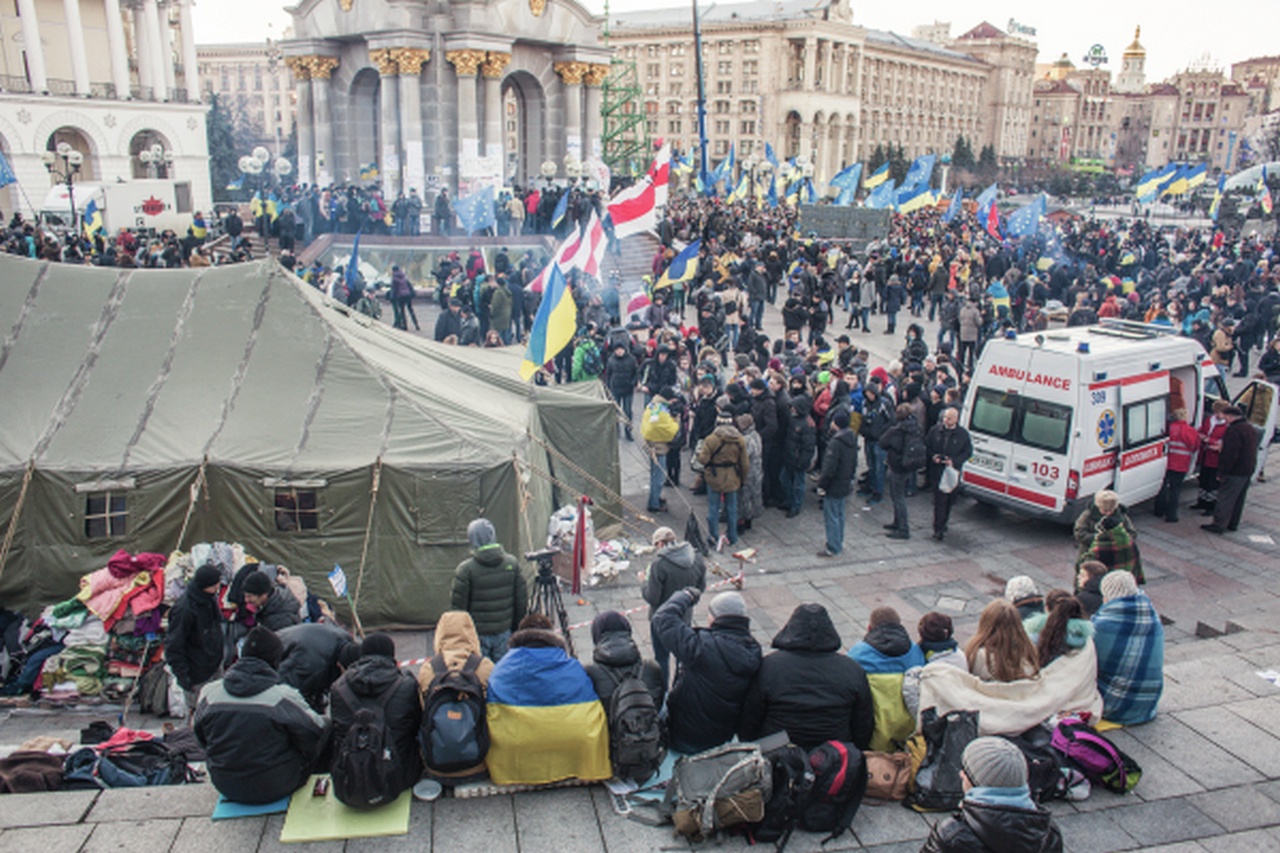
left=959, top=320, right=1276, bottom=522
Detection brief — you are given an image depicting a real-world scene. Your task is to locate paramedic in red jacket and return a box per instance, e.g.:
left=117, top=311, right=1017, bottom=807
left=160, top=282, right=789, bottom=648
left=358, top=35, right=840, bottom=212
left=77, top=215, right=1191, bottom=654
left=1153, top=408, right=1201, bottom=524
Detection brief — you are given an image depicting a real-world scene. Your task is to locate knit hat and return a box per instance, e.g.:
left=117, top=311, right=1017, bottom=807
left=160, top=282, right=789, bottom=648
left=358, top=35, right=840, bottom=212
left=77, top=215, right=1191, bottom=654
left=651, top=526, right=676, bottom=546
left=361, top=632, right=396, bottom=659
left=241, top=626, right=284, bottom=670
left=591, top=610, right=632, bottom=644
left=832, top=410, right=850, bottom=429
left=1004, top=575, right=1040, bottom=604
left=242, top=571, right=273, bottom=596
left=918, top=612, right=954, bottom=643
left=709, top=591, right=747, bottom=620
left=1101, top=570, right=1139, bottom=603
left=467, top=518, right=497, bottom=549
left=868, top=606, right=901, bottom=629
left=193, top=563, right=222, bottom=591
left=962, top=737, right=1028, bottom=788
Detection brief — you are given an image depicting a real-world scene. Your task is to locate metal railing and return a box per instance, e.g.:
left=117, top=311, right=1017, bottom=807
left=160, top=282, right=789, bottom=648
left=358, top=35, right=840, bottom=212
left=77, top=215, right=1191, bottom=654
left=90, top=82, right=117, bottom=99
left=0, top=74, right=32, bottom=93
left=47, top=78, right=77, bottom=96
left=131, top=85, right=156, bottom=101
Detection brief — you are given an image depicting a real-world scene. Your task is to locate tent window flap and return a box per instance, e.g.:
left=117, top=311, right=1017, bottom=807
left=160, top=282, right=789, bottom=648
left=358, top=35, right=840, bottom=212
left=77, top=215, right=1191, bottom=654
left=84, top=491, right=128, bottom=539
left=274, top=487, right=321, bottom=532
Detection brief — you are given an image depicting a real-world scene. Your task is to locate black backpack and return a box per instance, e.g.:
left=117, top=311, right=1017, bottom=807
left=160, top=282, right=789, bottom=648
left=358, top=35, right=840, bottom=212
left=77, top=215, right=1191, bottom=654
left=606, top=665, right=666, bottom=783
left=1002, top=724, right=1063, bottom=804
left=801, top=741, right=867, bottom=845
left=331, top=679, right=403, bottom=808
left=901, top=424, right=928, bottom=471
left=750, top=738, right=814, bottom=851
left=419, top=654, right=489, bottom=777
left=582, top=344, right=603, bottom=377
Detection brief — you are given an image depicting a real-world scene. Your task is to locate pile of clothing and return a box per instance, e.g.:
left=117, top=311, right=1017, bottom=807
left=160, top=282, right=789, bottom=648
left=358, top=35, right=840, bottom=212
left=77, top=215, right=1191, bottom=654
left=32, top=549, right=167, bottom=702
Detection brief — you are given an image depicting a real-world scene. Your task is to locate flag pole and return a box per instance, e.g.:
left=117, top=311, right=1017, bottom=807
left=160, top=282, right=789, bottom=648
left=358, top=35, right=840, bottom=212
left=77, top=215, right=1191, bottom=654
left=692, top=0, right=710, bottom=194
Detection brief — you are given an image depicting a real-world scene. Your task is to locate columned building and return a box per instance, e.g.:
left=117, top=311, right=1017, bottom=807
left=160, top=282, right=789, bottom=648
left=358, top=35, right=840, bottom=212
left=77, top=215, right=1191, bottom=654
left=197, top=42, right=298, bottom=155
left=0, top=0, right=211, bottom=216
left=282, top=0, right=609, bottom=195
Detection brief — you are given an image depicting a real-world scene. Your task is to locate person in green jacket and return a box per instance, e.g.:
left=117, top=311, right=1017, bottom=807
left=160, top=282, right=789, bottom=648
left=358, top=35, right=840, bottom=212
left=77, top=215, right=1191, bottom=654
left=450, top=519, right=527, bottom=661
left=571, top=331, right=603, bottom=383
left=489, top=277, right=513, bottom=345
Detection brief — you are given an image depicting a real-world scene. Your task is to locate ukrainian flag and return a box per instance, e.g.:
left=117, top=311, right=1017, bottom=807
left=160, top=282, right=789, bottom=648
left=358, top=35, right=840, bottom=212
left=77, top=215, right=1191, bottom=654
left=896, top=183, right=935, bottom=214
left=250, top=192, right=264, bottom=219
left=266, top=192, right=280, bottom=220
left=519, top=263, right=578, bottom=381
left=864, top=161, right=890, bottom=189
left=727, top=173, right=749, bottom=204
left=1184, top=162, right=1208, bottom=191
left=785, top=178, right=803, bottom=206
left=1135, top=164, right=1178, bottom=202
left=551, top=190, right=569, bottom=229
left=849, top=640, right=925, bottom=752
left=1161, top=164, right=1192, bottom=197
left=656, top=239, right=700, bottom=290
left=82, top=199, right=103, bottom=238
left=1209, top=175, right=1225, bottom=222
left=485, top=643, right=611, bottom=785
left=358, top=162, right=379, bottom=181
left=191, top=213, right=208, bottom=239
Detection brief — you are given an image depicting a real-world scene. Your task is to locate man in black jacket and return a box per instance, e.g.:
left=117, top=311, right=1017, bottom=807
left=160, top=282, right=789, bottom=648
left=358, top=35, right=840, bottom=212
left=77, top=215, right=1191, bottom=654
left=195, top=627, right=330, bottom=804
left=653, top=588, right=761, bottom=755
left=782, top=395, right=817, bottom=518
left=165, top=563, right=226, bottom=717
left=858, top=380, right=894, bottom=504
left=603, top=343, right=639, bottom=440
left=328, top=633, right=422, bottom=801
left=1203, top=405, right=1259, bottom=534
left=880, top=403, right=922, bottom=540
left=925, top=406, right=973, bottom=541
left=764, top=375, right=791, bottom=508
left=817, top=410, right=858, bottom=557
left=277, top=623, right=359, bottom=713
left=639, top=346, right=677, bottom=405
left=642, top=527, right=707, bottom=684
left=739, top=604, right=873, bottom=750
left=451, top=518, right=527, bottom=661
left=241, top=571, right=302, bottom=632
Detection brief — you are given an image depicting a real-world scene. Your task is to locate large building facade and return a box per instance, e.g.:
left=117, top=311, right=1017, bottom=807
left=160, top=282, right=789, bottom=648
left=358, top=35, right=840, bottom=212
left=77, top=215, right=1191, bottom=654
left=282, top=0, right=609, bottom=196
left=0, top=0, right=211, bottom=217
left=609, top=2, right=1029, bottom=185
left=197, top=42, right=298, bottom=155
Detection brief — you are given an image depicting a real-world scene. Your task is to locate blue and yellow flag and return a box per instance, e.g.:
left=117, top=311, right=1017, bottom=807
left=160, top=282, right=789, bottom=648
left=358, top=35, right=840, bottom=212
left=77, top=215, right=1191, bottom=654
left=358, top=162, right=379, bottom=181
left=864, top=179, right=896, bottom=210
left=864, top=161, right=890, bottom=189
left=1136, top=163, right=1178, bottom=202
left=249, top=192, right=264, bottom=219
left=656, top=239, right=700, bottom=290
left=266, top=192, right=280, bottom=221
left=551, top=190, right=569, bottom=229
left=485, top=645, right=611, bottom=786
left=1209, top=175, right=1225, bottom=222
left=942, top=188, right=962, bottom=224
left=727, top=173, right=749, bottom=204
left=804, top=178, right=817, bottom=204
left=83, top=199, right=103, bottom=237
left=520, top=263, right=577, bottom=381
left=1161, top=164, right=1192, bottom=197
left=673, top=153, right=693, bottom=176
left=1261, top=165, right=1274, bottom=215
left=767, top=174, right=779, bottom=209
left=191, top=212, right=208, bottom=239
left=344, top=230, right=362, bottom=295
left=784, top=179, right=803, bottom=206
left=1184, top=162, right=1208, bottom=191
left=896, top=183, right=935, bottom=214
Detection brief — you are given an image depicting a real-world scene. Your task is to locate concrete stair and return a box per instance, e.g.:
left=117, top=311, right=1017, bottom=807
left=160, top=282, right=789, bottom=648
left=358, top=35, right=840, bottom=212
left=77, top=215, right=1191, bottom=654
left=601, top=231, right=663, bottom=291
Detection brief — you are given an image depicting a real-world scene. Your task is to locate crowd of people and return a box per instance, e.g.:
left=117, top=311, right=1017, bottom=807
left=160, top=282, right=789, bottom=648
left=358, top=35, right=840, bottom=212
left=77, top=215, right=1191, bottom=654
left=168, top=503, right=1161, bottom=852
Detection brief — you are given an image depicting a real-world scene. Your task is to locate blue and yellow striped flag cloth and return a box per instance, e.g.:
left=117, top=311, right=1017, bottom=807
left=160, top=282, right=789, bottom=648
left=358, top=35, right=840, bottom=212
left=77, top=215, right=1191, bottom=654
left=520, top=263, right=577, bottom=381
left=656, top=239, right=700, bottom=290
left=727, top=174, right=750, bottom=204
left=1209, top=175, right=1225, bottom=222
left=864, top=161, right=890, bottom=189
left=83, top=199, right=103, bottom=237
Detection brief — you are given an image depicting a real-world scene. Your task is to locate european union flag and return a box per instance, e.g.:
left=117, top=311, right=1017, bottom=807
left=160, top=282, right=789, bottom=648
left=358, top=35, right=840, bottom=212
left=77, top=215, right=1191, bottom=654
left=345, top=231, right=362, bottom=294
left=764, top=143, right=779, bottom=171
left=1005, top=194, right=1046, bottom=239
left=767, top=175, right=778, bottom=209
left=865, top=179, right=896, bottom=209
left=829, top=162, right=862, bottom=191
left=455, top=185, right=497, bottom=235
left=975, top=183, right=998, bottom=221
left=900, top=154, right=936, bottom=192
left=0, top=150, right=16, bottom=189
left=942, top=188, right=962, bottom=224
left=835, top=186, right=856, bottom=206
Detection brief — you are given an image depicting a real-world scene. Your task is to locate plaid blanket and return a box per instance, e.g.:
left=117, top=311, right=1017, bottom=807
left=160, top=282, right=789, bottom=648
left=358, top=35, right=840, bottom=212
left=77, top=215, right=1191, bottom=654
left=1092, top=593, right=1164, bottom=725
left=1083, top=521, right=1145, bottom=584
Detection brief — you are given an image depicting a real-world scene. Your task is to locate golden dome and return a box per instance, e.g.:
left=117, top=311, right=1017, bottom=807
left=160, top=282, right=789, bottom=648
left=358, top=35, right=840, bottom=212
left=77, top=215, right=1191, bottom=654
left=1124, top=26, right=1145, bottom=58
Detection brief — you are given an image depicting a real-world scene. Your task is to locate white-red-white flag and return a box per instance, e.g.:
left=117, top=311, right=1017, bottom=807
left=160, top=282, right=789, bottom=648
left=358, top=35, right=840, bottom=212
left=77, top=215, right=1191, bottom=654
left=525, top=225, right=587, bottom=293
left=607, top=178, right=657, bottom=240
left=647, top=142, right=671, bottom=209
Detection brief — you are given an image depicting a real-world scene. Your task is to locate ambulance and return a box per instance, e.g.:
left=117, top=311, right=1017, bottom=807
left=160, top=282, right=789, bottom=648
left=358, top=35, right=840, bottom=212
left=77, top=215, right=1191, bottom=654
left=959, top=319, right=1276, bottom=523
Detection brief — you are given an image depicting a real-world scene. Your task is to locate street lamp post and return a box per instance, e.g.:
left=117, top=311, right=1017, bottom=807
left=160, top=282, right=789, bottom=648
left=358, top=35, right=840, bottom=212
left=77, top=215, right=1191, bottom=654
left=540, top=159, right=556, bottom=190
left=138, top=142, right=174, bottom=179
left=42, top=142, right=85, bottom=232
left=239, top=146, right=292, bottom=250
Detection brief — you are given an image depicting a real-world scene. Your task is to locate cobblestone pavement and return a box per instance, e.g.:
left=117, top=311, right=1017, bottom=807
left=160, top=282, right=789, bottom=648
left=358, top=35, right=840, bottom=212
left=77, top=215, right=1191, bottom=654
left=2, top=296, right=1278, bottom=851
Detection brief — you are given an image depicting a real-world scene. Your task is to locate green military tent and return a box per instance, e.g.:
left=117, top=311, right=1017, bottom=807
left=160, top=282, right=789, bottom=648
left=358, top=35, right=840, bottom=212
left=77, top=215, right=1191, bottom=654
left=0, top=256, right=620, bottom=627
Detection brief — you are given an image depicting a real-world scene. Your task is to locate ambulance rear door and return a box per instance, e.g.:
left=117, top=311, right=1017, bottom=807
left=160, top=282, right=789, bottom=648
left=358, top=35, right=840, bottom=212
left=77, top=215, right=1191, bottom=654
left=1111, top=371, right=1171, bottom=503
left=1003, top=349, right=1076, bottom=514
left=1233, top=380, right=1278, bottom=480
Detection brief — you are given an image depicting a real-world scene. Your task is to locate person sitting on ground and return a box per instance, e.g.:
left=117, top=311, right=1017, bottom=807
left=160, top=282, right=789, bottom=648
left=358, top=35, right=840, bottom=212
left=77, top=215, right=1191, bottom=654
left=1024, top=590, right=1094, bottom=667
left=584, top=610, right=665, bottom=708
left=739, top=603, right=874, bottom=751
left=165, top=563, right=226, bottom=717
left=920, top=737, right=1064, bottom=853
left=653, top=588, right=762, bottom=755
left=194, top=626, right=330, bottom=804
left=328, top=632, right=422, bottom=800
left=847, top=606, right=926, bottom=751
left=641, top=526, right=707, bottom=685
left=276, top=622, right=360, bottom=713
left=417, top=610, right=494, bottom=782
left=1004, top=575, right=1044, bottom=621
left=450, top=518, right=528, bottom=662
left=966, top=600, right=1040, bottom=683
left=1092, top=571, right=1164, bottom=725
left=484, top=613, right=611, bottom=785
left=1074, top=560, right=1107, bottom=617
left=902, top=612, right=968, bottom=721
left=240, top=570, right=302, bottom=632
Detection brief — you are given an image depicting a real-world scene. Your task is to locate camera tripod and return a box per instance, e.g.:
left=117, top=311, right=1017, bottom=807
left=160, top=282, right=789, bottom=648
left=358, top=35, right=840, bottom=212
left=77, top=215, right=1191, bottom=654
left=526, top=549, right=575, bottom=658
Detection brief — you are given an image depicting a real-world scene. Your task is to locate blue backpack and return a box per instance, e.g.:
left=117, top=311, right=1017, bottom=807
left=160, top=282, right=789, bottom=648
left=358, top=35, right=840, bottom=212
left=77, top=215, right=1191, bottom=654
left=419, top=654, right=488, bottom=778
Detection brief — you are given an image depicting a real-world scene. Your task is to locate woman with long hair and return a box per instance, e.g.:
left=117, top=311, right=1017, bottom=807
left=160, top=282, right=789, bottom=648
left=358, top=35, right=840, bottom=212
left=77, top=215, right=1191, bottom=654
left=1032, top=591, right=1094, bottom=667
left=965, top=599, right=1040, bottom=682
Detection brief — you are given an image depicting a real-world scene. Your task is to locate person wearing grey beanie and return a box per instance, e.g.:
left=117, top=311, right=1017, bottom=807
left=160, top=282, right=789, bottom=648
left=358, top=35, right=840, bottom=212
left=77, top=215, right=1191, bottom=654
left=920, top=737, right=1063, bottom=853
left=451, top=517, right=526, bottom=662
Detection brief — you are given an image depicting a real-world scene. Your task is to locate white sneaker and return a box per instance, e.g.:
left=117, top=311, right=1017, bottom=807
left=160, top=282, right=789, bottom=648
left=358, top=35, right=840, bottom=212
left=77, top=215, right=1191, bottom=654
left=717, top=534, right=729, bottom=552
